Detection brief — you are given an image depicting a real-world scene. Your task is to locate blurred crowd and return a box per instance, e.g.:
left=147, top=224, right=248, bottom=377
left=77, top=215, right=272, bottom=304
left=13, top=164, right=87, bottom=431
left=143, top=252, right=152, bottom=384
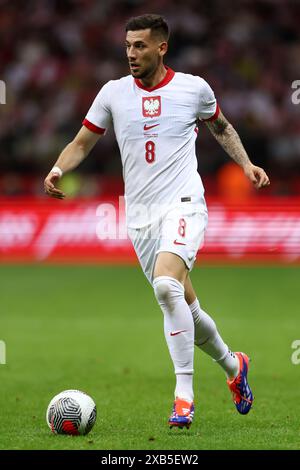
left=0, top=0, right=300, bottom=197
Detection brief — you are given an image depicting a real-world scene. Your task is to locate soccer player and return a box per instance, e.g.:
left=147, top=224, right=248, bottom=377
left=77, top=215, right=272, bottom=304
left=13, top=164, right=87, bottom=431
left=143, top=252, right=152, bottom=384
left=44, top=14, right=270, bottom=429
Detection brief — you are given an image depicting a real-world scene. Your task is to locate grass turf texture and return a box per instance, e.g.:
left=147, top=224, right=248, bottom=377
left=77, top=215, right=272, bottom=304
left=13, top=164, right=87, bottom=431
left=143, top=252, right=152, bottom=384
left=0, top=264, right=299, bottom=450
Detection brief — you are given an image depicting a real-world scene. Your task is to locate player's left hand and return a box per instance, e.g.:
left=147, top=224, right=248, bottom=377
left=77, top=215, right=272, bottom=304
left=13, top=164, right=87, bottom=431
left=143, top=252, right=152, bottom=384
left=243, top=163, right=270, bottom=189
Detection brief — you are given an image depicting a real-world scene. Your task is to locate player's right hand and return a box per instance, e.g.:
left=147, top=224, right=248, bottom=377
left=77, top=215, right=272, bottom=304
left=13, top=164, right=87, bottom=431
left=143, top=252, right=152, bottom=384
left=44, top=172, right=66, bottom=199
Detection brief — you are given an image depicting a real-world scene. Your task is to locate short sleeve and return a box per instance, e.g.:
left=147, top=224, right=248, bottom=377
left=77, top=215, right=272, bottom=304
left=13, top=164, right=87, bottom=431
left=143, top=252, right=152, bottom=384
left=83, top=81, right=113, bottom=134
left=197, top=78, right=220, bottom=122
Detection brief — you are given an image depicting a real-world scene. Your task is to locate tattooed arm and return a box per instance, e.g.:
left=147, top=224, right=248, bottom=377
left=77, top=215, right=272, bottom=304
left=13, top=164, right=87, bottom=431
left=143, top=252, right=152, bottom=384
left=205, top=110, right=270, bottom=189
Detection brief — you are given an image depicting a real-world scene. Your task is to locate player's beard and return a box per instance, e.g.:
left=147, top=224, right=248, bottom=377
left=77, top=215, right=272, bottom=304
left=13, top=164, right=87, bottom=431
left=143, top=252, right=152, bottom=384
left=132, top=68, right=148, bottom=79
left=130, top=59, right=158, bottom=80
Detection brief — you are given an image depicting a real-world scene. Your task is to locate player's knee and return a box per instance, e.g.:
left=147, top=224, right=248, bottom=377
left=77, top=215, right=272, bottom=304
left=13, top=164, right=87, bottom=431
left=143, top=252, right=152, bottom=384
left=153, top=276, right=184, bottom=308
left=154, top=278, right=171, bottom=303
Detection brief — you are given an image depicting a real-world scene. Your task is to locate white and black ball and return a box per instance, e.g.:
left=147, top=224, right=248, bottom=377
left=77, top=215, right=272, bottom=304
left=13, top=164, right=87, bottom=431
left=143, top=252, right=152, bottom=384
left=46, top=390, right=97, bottom=435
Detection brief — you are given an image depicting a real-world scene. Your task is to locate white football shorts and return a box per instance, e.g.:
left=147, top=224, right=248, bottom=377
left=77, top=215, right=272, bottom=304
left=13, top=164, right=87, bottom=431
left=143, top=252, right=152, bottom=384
left=127, top=204, right=208, bottom=284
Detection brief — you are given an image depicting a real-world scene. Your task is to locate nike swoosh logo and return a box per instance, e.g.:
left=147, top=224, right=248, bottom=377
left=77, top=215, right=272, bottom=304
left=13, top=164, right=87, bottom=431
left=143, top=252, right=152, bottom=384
left=170, top=330, right=187, bottom=336
left=173, top=240, right=186, bottom=246
left=144, top=123, right=159, bottom=131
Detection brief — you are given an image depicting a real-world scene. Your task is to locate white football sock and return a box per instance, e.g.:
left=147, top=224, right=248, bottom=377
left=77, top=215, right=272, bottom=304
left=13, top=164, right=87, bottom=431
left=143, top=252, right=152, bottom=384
left=175, top=374, right=193, bottom=403
left=189, top=298, right=239, bottom=379
left=153, top=276, right=194, bottom=402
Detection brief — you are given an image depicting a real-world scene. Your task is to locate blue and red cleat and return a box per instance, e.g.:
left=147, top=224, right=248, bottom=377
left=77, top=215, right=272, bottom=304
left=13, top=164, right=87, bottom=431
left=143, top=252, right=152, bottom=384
left=227, top=352, right=254, bottom=414
left=168, top=397, right=194, bottom=429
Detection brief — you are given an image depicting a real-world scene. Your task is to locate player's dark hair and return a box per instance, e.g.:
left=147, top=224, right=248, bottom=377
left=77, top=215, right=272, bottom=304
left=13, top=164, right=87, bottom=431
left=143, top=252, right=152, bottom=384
left=125, top=14, right=169, bottom=41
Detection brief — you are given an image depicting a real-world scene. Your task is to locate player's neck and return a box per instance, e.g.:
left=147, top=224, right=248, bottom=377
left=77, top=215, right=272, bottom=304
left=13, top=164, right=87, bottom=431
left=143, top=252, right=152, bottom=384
left=139, top=64, right=167, bottom=89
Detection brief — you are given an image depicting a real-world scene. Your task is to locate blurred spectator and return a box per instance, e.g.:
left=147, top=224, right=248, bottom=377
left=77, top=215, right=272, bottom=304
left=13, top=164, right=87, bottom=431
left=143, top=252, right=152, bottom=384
left=0, top=0, right=300, bottom=196
left=216, top=162, right=254, bottom=202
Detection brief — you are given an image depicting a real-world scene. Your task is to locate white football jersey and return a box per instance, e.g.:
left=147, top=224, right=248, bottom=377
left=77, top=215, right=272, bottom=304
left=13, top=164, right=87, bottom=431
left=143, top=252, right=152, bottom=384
left=83, top=67, right=219, bottom=227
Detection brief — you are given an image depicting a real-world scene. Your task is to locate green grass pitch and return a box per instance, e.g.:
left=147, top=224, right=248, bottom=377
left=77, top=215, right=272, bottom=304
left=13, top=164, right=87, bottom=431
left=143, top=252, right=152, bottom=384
left=0, top=264, right=299, bottom=450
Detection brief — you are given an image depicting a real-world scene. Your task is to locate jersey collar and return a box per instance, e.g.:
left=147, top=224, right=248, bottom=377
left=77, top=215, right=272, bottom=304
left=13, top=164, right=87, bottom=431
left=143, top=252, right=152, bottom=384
left=134, top=66, right=175, bottom=92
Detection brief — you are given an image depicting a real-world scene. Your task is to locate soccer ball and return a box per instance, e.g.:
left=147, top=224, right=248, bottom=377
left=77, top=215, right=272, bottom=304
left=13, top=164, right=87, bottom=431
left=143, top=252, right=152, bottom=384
left=46, top=389, right=97, bottom=435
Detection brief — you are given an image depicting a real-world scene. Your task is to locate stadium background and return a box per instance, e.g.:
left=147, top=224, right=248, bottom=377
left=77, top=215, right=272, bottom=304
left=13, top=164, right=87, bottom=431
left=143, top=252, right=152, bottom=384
left=0, top=0, right=300, bottom=451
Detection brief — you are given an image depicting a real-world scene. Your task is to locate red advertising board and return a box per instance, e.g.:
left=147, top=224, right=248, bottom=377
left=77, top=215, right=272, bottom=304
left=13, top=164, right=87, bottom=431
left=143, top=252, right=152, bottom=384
left=0, top=197, right=299, bottom=263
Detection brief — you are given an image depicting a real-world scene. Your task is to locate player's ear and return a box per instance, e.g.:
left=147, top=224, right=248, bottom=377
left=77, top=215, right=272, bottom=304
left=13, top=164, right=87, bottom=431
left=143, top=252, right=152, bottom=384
left=159, top=41, right=168, bottom=57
